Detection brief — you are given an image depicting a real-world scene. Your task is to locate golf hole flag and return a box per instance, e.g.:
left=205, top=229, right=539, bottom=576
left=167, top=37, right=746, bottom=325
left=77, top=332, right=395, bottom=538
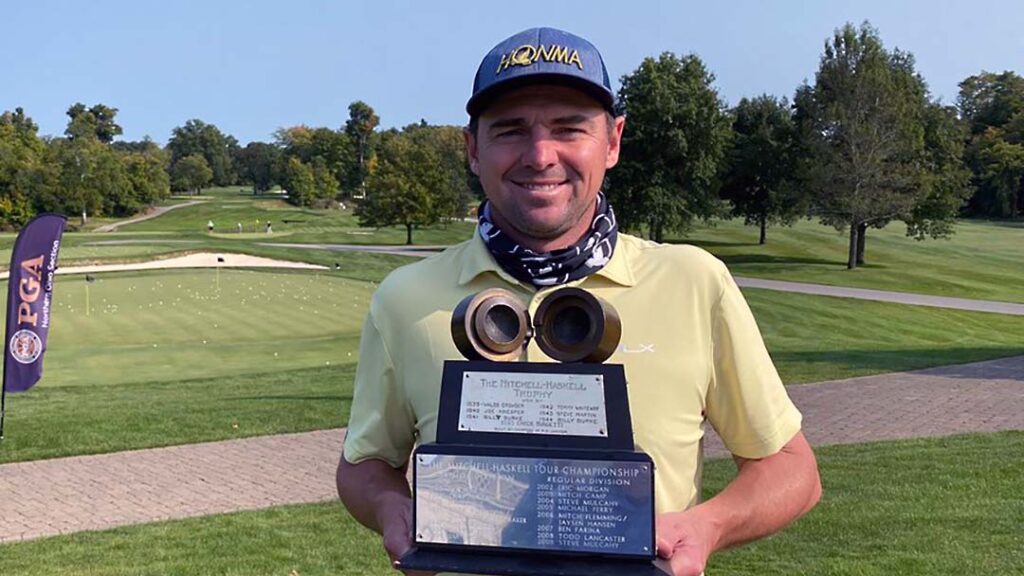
left=3, top=213, right=66, bottom=393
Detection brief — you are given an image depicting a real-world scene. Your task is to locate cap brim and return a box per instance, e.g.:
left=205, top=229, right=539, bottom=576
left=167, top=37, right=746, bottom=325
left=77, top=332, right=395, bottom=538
left=466, top=73, right=615, bottom=117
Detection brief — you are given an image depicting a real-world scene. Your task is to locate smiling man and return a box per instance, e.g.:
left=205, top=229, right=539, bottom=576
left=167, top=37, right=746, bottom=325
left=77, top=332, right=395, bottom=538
left=337, top=27, right=821, bottom=576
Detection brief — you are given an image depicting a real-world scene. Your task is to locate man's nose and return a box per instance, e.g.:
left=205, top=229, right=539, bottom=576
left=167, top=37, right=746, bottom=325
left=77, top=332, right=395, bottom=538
left=521, top=132, right=558, bottom=170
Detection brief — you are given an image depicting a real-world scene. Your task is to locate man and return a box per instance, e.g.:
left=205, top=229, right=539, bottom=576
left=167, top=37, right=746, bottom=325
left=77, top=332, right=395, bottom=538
left=337, top=27, right=821, bottom=576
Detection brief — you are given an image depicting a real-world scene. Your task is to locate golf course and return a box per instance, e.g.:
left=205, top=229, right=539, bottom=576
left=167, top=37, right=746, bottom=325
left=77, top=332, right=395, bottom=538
left=0, top=188, right=1021, bottom=575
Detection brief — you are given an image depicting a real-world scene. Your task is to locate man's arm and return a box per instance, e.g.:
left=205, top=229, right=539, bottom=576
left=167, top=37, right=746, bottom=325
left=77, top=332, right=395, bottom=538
left=336, top=455, right=420, bottom=569
left=655, top=431, right=822, bottom=576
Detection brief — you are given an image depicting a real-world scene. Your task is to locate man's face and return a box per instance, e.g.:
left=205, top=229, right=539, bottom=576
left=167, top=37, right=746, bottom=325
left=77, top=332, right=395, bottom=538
left=465, top=85, right=625, bottom=251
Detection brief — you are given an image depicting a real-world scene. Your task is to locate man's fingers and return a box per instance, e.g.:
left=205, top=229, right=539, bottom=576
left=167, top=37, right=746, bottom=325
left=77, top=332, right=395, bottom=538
left=670, top=553, right=705, bottom=576
left=655, top=535, right=675, bottom=559
left=392, top=560, right=435, bottom=576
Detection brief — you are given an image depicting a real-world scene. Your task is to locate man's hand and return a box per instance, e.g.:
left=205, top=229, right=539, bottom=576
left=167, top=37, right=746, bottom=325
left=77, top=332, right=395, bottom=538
left=336, top=456, right=436, bottom=575
left=377, top=496, right=435, bottom=575
left=653, top=432, right=821, bottom=575
left=655, top=509, right=717, bottom=576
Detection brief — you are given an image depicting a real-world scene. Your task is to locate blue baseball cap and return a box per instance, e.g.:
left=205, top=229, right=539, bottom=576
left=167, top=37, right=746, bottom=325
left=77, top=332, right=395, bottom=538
left=467, top=27, right=616, bottom=117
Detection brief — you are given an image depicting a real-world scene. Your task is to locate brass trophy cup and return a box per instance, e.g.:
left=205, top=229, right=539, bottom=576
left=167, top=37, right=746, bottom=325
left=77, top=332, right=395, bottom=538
left=398, top=287, right=669, bottom=576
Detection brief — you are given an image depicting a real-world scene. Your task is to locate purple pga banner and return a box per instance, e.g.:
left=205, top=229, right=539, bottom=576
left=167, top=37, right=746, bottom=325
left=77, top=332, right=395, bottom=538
left=3, top=214, right=66, bottom=393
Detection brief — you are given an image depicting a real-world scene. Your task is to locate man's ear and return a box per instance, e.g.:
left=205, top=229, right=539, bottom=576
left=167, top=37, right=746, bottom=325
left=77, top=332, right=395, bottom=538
left=606, top=115, right=625, bottom=169
left=464, top=127, right=480, bottom=176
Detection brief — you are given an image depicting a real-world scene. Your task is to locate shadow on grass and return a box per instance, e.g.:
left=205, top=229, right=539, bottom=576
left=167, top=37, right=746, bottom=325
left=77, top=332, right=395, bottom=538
left=971, top=218, right=1024, bottom=230
left=666, top=239, right=760, bottom=249
left=774, top=347, right=1024, bottom=382
left=230, top=395, right=349, bottom=402
left=718, top=253, right=842, bottom=267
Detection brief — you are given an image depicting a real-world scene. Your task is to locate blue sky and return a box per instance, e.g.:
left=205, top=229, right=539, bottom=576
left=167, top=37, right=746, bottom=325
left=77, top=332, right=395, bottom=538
left=3, top=0, right=1022, bottom=145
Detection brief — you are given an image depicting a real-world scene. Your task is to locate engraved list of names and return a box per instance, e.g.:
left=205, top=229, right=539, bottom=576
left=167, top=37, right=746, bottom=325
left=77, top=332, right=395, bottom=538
left=459, top=371, right=608, bottom=437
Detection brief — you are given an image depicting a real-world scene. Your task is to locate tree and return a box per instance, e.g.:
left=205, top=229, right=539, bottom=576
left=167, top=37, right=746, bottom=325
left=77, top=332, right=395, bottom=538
left=93, top=147, right=135, bottom=216
left=279, top=157, right=317, bottom=207
left=234, top=142, right=281, bottom=193
left=123, top=144, right=171, bottom=208
left=795, top=22, right=965, bottom=269
left=65, top=103, right=123, bottom=143
left=958, top=71, right=1024, bottom=217
left=167, top=119, right=238, bottom=186
left=974, top=135, right=1024, bottom=217
left=906, top=103, right=973, bottom=238
left=720, top=95, right=805, bottom=244
left=343, top=101, right=379, bottom=194
left=958, top=71, right=1024, bottom=136
left=608, top=52, right=731, bottom=242
left=3, top=107, right=169, bottom=224
left=402, top=123, right=474, bottom=223
left=171, top=154, right=213, bottom=195
left=0, top=108, right=48, bottom=227
left=357, top=131, right=442, bottom=245
left=42, top=137, right=106, bottom=218
left=310, top=157, right=340, bottom=206
left=275, top=126, right=355, bottom=196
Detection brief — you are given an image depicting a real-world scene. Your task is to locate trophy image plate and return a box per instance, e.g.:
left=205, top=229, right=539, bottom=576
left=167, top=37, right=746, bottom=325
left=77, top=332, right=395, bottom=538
left=398, top=288, right=670, bottom=576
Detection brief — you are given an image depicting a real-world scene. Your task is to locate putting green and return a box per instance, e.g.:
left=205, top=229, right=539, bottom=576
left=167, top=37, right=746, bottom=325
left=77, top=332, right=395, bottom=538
left=17, top=268, right=374, bottom=389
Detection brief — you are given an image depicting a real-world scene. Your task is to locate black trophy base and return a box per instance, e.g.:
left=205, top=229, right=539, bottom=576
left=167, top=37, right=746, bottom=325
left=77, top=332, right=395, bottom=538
left=397, top=547, right=672, bottom=576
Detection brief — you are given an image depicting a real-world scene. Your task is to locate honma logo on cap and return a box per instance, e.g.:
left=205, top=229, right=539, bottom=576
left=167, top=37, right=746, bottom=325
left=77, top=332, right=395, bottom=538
left=496, top=44, right=584, bottom=75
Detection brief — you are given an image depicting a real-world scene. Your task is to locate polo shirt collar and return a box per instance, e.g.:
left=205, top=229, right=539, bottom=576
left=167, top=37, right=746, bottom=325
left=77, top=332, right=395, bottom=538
left=457, top=229, right=636, bottom=288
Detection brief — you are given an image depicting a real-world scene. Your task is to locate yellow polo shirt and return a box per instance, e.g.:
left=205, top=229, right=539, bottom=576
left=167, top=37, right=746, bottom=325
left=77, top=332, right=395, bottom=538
left=343, top=232, right=801, bottom=514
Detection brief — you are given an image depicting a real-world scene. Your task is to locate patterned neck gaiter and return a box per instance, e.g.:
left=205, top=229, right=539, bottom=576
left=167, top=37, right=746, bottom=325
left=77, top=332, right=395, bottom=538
left=477, top=192, right=619, bottom=288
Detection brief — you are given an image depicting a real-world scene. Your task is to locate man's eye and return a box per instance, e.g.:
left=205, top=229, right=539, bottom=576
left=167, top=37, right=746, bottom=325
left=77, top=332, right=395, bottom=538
left=555, top=127, right=585, bottom=136
left=495, top=129, right=524, bottom=138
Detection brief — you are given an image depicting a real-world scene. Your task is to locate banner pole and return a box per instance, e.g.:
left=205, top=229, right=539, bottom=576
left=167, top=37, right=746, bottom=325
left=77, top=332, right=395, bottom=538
left=1, top=368, right=7, bottom=440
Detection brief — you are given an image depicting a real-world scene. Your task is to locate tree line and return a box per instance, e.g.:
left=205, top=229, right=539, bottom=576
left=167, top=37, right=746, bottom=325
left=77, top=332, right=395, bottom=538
left=610, top=21, right=1022, bottom=269
left=1, top=21, right=1021, bottom=258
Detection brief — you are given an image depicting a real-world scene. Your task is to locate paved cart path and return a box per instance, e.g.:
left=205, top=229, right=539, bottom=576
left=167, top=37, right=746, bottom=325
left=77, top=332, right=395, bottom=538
left=93, top=201, right=206, bottom=232
left=734, top=277, right=1024, bottom=316
left=1, top=355, right=1021, bottom=544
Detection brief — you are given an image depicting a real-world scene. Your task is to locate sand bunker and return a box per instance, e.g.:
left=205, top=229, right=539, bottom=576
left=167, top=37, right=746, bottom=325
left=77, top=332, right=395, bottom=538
left=0, top=252, right=327, bottom=279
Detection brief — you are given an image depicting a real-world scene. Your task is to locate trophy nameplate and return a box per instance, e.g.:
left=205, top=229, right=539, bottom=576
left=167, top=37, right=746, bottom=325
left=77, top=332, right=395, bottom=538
left=398, top=288, right=669, bottom=576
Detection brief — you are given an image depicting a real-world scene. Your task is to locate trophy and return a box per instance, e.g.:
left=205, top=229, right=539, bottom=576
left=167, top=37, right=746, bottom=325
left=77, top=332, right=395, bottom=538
left=398, top=287, right=670, bottom=576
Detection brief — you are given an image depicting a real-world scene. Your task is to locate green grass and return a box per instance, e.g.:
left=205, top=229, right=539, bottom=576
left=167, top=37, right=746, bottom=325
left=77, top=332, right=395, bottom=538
left=0, top=500, right=390, bottom=576
left=40, top=269, right=373, bottom=387
left=1, top=432, right=1019, bottom=575
left=0, top=267, right=373, bottom=463
left=705, top=432, right=1024, bottom=575
left=746, top=288, right=1024, bottom=383
left=0, top=365, right=353, bottom=464
left=682, top=218, right=1024, bottom=303
left=1, top=278, right=1021, bottom=464
left=118, top=194, right=475, bottom=246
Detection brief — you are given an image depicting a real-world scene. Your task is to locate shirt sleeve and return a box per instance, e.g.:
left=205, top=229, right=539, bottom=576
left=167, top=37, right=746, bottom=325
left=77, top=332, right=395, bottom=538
left=705, top=269, right=802, bottom=459
left=342, top=309, right=417, bottom=468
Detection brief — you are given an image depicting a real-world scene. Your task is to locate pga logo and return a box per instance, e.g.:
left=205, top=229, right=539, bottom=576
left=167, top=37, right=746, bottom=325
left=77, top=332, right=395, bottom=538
left=10, top=329, right=42, bottom=364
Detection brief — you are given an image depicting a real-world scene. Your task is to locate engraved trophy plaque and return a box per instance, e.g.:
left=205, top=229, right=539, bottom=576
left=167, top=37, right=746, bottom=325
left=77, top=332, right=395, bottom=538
left=398, top=288, right=669, bottom=576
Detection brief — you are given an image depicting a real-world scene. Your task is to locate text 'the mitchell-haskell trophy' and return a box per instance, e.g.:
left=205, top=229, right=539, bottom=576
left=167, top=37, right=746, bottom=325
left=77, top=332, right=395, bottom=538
left=398, top=287, right=670, bottom=576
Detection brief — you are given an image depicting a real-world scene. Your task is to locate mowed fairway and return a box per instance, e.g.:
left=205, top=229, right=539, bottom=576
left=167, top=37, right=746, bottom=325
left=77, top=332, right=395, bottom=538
left=684, top=218, right=1024, bottom=303
left=746, top=288, right=1024, bottom=383
left=118, top=192, right=476, bottom=246
left=0, top=268, right=372, bottom=463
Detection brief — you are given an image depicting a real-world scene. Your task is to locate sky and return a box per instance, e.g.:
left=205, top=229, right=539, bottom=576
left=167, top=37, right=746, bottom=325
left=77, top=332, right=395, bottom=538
left=3, top=1, right=1022, bottom=145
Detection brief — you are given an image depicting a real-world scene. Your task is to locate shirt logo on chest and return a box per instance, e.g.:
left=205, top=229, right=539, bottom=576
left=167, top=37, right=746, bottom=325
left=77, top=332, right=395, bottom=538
left=620, top=343, right=655, bottom=354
